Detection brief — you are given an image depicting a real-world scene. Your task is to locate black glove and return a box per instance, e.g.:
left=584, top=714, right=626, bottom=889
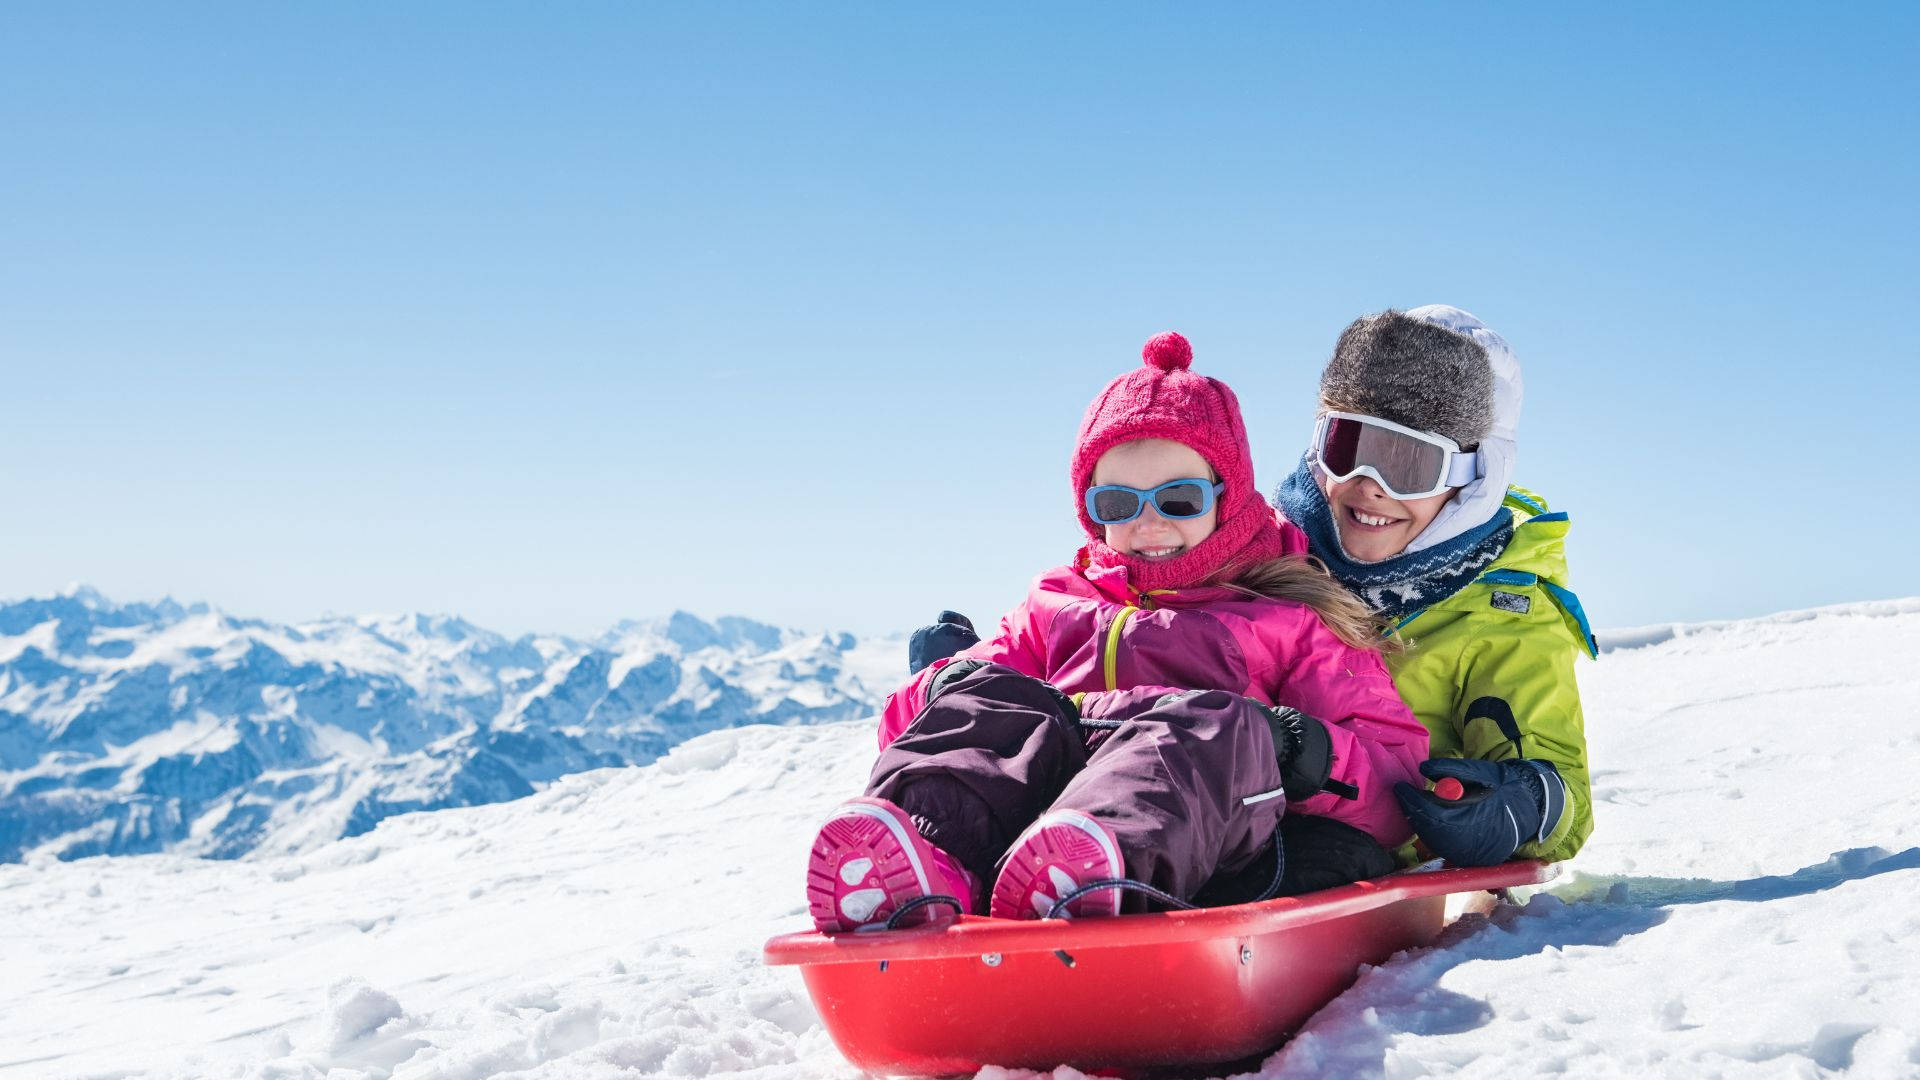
left=1393, top=758, right=1567, bottom=867
left=908, top=610, right=979, bottom=674
left=1260, top=704, right=1354, bottom=801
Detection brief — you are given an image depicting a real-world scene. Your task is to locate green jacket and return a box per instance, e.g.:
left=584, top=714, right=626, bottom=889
left=1386, top=486, right=1597, bottom=864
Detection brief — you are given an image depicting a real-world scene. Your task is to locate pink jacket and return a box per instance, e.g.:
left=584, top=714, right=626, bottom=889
left=880, top=531, right=1428, bottom=846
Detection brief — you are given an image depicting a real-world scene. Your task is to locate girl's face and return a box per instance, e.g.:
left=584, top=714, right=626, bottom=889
left=1322, top=473, right=1454, bottom=562
left=1090, top=439, right=1219, bottom=561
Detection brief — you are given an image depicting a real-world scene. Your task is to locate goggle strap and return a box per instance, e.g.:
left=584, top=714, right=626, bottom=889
left=1445, top=451, right=1480, bottom=487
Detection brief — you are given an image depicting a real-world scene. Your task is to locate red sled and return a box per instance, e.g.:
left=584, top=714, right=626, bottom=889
left=764, top=860, right=1555, bottom=1077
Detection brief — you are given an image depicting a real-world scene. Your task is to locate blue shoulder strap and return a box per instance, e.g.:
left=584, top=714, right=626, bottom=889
left=1542, top=581, right=1599, bottom=659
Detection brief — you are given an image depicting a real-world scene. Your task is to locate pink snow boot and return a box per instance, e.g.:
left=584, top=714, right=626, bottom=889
left=806, top=796, right=979, bottom=933
left=990, top=809, right=1126, bottom=920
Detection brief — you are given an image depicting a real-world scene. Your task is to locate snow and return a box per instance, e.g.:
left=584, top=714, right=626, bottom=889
left=3, top=600, right=1919, bottom=1078
left=0, top=620, right=58, bottom=666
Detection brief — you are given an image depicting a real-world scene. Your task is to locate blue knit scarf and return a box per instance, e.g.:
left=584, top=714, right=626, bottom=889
left=1272, top=455, right=1514, bottom=620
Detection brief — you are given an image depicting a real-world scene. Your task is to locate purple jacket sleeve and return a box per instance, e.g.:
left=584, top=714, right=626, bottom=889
left=877, top=595, right=1052, bottom=748
left=1266, top=622, right=1428, bottom=846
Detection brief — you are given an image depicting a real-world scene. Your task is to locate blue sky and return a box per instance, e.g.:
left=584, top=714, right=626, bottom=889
left=5, top=5, right=1917, bottom=640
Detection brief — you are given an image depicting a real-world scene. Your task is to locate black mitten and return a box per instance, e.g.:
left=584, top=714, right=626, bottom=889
left=1260, top=704, right=1345, bottom=801
left=1393, top=758, right=1567, bottom=866
left=908, top=610, right=979, bottom=674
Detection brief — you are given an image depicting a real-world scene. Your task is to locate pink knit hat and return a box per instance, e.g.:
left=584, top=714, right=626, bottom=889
left=1072, top=332, right=1292, bottom=592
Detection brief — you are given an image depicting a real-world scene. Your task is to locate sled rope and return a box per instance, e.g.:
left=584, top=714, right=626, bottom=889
left=1045, top=878, right=1196, bottom=918
left=883, top=893, right=965, bottom=931
left=1249, top=822, right=1289, bottom=903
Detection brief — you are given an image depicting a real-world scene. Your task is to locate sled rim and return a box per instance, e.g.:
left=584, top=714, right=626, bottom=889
left=765, top=859, right=1554, bottom=966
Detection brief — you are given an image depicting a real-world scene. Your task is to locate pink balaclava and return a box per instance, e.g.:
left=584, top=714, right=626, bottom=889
left=1071, top=332, right=1292, bottom=593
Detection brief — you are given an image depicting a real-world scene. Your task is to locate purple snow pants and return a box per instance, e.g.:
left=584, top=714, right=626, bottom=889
left=866, top=662, right=1287, bottom=910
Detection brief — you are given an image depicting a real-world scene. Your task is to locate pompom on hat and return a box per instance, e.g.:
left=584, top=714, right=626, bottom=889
left=1071, top=332, right=1293, bottom=592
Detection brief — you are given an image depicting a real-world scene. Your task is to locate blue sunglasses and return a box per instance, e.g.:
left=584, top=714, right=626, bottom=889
left=1084, top=478, right=1224, bottom=525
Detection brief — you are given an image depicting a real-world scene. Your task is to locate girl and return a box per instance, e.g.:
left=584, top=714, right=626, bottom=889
left=1273, top=306, right=1596, bottom=868
left=805, top=333, right=1428, bottom=932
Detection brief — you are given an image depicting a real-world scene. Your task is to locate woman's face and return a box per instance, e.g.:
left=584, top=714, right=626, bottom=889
left=1090, top=439, right=1218, bottom=561
left=1322, top=472, right=1455, bottom=562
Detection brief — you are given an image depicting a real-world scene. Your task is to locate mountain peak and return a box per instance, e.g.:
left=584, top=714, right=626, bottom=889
left=662, top=610, right=718, bottom=651
left=58, top=583, right=110, bottom=607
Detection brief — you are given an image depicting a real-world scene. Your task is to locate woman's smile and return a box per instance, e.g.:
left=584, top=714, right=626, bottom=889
left=1345, top=506, right=1405, bottom=530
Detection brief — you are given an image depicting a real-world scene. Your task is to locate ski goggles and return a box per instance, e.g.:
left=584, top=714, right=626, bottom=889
left=1309, top=411, right=1480, bottom=500
left=1083, top=478, right=1225, bottom=525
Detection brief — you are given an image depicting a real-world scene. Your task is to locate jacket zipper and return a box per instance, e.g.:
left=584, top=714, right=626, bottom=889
left=1102, top=606, right=1138, bottom=691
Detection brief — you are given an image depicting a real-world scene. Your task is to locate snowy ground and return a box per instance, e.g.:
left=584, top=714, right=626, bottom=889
left=4, top=600, right=1919, bottom=1079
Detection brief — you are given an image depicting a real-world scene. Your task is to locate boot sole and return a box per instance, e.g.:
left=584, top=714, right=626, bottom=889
left=807, top=798, right=938, bottom=933
left=991, top=809, right=1124, bottom=920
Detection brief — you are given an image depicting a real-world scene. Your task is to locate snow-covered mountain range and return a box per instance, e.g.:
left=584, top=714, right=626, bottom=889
left=0, top=587, right=899, bottom=864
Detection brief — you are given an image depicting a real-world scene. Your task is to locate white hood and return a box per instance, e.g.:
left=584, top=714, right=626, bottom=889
left=1400, top=304, right=1525, bottom=553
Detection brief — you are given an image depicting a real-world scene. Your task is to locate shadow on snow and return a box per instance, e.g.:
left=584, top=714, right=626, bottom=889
left=1247, top=846, right=1918, bottom=1080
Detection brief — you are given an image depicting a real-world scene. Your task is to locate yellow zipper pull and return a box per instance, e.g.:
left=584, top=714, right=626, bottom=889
left=1103, top=606, right=1139, bottom=691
